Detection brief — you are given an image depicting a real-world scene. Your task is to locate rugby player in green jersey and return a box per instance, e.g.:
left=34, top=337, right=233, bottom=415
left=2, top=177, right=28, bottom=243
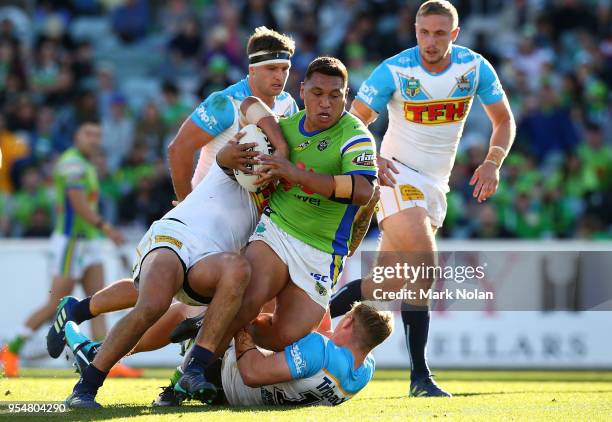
left=0, top=121, right=133, bottom=378
left=174, top=56, right=379, bottom=399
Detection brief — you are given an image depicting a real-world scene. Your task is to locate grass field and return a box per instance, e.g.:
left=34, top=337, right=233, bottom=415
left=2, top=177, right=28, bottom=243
left=2, top=369, right=612, bottom=421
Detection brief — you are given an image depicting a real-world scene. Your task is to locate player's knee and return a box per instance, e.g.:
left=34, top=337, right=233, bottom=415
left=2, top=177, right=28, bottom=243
left=133, top=299, right=169, bottom=324
left=220, top=254, right=251, bottom=295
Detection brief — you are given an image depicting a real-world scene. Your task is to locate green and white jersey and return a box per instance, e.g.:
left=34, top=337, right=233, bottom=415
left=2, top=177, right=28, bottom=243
left=269, top=110, right=377, bottom=256
left=53, top=147, right=101, bottom=239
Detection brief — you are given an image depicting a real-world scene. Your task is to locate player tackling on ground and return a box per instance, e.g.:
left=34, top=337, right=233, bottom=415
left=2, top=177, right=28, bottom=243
left=329, top=0, right=515, bottom=397
left=173, top=56, right=378, bottom=401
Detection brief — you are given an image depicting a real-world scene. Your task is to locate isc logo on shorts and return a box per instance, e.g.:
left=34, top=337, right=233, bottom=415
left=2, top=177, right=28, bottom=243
left=403, top=97, right=472, bottom=124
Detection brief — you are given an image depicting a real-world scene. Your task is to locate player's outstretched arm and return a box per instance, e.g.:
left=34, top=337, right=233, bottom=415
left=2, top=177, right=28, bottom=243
left=66, top=188, right=124, bottom=245
left=240, top=96, right=289, bottom=158
left=256, top=155, right=374, bottom=206
left=470, top=97, right=516, bottom=203
left=168, top=118, right=215, bottom=201
left=234, top=328, right=293, bottom=387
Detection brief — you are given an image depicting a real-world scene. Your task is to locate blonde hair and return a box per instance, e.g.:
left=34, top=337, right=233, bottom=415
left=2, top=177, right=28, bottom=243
left=417, top=0, right=459, bottom=29
left=348, top=302, right=393, bottom=352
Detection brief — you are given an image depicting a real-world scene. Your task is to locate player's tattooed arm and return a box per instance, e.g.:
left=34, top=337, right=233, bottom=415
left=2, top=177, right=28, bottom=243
left=240, top=96, right=289, bottom=158
left=348, top=185, right=380, bottom=256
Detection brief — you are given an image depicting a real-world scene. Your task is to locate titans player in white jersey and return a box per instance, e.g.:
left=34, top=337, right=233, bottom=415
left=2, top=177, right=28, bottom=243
left=330, top=0, right=516, bottom=397
left=168, top=26, right=298, bottom=200
left=58, top=28, right=300, bottom=409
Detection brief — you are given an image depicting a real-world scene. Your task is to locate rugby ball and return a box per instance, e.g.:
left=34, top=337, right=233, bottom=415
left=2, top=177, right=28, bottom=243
left=234, top=124, right=273, bottom=192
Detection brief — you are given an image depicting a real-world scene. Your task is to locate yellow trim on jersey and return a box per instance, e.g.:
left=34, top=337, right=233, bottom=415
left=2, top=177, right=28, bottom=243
left=322, top=368, right=355, bottom=398
left=344, top=141, right=372, bottom=154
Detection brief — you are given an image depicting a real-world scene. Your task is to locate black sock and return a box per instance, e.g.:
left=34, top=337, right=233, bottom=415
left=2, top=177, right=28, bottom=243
left=72, top=297, right=94, bottom=324
left=330, top=279, right=363, bottom=318
left=184, top=345, right=214, bottom=372
left=74, top=364, right=107, bottom=395
left=401, top=304, right=431, bottom=380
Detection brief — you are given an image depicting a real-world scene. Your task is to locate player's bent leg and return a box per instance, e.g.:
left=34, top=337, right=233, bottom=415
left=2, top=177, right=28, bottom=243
left=67, top=248, right=184, bottom=408
left=175, top=242, right=287, bottom=404
left=27, top=275, right=76, bottom=334
left=213, top=240, right=290, bottom=354
left=91, top=248, right=183, bottom=372
left=252, top=281, right=325, bottom=351
left=90, top=279, right=139, bottom=315
left=188, top=253, right=251, bottom=352
left=133, top=303, right=202, bottom=354
left=46, top=278, right=138, bottom=359
left=361, top=207, right=437, bottom=302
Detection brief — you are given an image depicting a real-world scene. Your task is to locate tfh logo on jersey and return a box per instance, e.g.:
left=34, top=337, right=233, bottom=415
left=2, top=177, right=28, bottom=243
left=403, top=97, right=472, bottom=125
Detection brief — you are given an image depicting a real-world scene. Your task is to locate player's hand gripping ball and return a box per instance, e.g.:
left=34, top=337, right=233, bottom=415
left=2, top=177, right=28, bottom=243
left=234, top=124, right=273, bottom=192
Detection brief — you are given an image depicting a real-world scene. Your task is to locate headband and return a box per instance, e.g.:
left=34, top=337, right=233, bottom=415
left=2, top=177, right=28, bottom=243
left=248, top=50, right=292, bottom=66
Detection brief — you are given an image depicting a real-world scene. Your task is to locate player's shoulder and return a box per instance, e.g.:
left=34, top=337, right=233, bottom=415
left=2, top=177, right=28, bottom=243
left=57, top=148, right=87, bottom=167
left=382, top=46, right=420, bottom=69
left=337, top=112, right=374, bottom=140
left=451, top=45, right=487, bottom=65
left=279, top=108, right=304, bottom=127
left=275, top=90, right=294, bottom=102
left=218, top=78, right=251, bottom=101
left=324, top=341, right=375, bottom=394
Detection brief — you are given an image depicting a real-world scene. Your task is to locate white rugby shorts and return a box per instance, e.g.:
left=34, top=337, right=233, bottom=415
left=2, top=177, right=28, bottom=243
left=376, top=159, right=448, bottom=228
left=248, top=214, right=345, bottom=309
left=132, top=218, right=221, bottom=306
left=50, top=233, right=103, bottom=279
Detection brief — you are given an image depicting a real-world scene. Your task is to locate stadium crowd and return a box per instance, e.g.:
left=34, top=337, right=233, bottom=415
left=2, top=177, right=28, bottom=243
left=0, top=0, right=610, bottom=240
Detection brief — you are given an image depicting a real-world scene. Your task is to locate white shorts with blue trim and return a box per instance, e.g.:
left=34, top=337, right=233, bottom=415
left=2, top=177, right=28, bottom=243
left=248, top=214, right=345, bottom=309
left=50, top=233, right=103, bottom=279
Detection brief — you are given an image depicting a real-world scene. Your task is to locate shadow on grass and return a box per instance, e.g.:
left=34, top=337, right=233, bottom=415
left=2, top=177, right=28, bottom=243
left=373, top=372, right=612, bottom=384
left=52, top=404, right=312, bottom=421
left=362, top=389, right=612, bottom=400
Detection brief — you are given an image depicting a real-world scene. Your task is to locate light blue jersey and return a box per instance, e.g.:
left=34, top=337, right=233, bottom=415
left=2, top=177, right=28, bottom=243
left=356, top=45, right=505, bottom=183
left=191, top=78, right=298, bottom=185
left=222, top=332, right=375, bottom=406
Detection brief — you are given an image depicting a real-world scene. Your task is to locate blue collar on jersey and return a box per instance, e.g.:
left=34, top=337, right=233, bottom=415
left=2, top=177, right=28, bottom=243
left=298, top=111, right=347, bottom=137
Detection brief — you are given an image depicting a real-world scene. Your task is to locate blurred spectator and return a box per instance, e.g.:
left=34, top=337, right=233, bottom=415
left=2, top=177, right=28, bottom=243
left=517, top=85, right=580, bottom=162
left=159, top=0, right=193, bottom=36
left=0, top=113, right=29, bottom=193
left=101, top=93, right=134, bottom=171
left=168, top=17, right=202, bottom=61
left=110, top=0, right=149, bottom=44
left=0, top=1, right=609, bottom=240
left=240, top=0, right=278, bottom=32
left=160, top=81, right=191, bottom=130
left=11, top=166, right=53, bottom=237
left=134, top=102, right=167, bottom=162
